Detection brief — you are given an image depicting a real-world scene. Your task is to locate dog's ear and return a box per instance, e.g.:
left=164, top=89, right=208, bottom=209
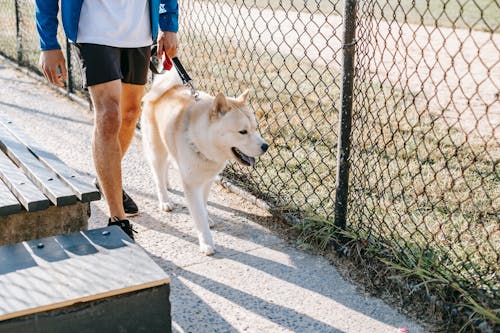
left=237, top=89, right=250, bottom=103
left=255, top=109, right=265, bottom=120
left=210, top=92, right=230, bottom=120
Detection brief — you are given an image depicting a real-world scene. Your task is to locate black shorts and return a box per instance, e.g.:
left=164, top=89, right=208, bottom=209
left=74, top=43, right=151, bottom=88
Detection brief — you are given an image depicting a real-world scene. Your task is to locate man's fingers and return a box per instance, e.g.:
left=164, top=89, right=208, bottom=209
left=41, top=66, right=50, bottom=82
left=46, top=65, right=64, bottom=87
left=39, top=49, right=66, bottom=87
left=157, top=31, right=178, bottom=59
left=59, top=62, right=68, bottom=82
left=166, top=47, right=177, bottom=59
left=45, top=66, right=56, bottom=85
left=157, top=44, right=176, bottom=61
left=157, top=41, right=164, bottom=57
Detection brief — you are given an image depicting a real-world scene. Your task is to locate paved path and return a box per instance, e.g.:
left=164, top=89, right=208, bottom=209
left=0, top=58, right=424, bottom=333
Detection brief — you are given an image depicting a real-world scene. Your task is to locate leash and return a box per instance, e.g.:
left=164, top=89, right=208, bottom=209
left=150, top=44, right=199, bottom=101
left=171, top=57, right=199, bottom=100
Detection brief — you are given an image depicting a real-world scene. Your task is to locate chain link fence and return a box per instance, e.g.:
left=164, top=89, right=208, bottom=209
left=348, top=1, right=498, bottom=330
left=0, top=0, right=498, bottom=330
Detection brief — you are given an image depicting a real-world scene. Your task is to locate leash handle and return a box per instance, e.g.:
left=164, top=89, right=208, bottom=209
left=161, top=54, right=192, bottom=86
left=163, top=56, right=173, bottom=71
left=150, top=47, right=199, bottom=100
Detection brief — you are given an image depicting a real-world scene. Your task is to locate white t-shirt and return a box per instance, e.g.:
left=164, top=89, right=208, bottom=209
left=76, top=0, right=152, bottom=48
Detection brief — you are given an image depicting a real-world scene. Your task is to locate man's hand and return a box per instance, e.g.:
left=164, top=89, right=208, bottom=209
left=39, top=49, right=67, bottom=87
left=157, top=31, right=178, bottom=59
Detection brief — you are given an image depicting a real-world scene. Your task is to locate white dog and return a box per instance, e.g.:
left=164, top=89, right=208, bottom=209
left=141, top=70, right=268, bottom=255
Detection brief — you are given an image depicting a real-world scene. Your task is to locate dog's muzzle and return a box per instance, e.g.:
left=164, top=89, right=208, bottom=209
left=231, top=147, right=256, bottom=166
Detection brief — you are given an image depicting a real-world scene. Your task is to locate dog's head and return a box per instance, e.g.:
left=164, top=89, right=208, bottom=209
left=208, top=90, right=268, bottom=166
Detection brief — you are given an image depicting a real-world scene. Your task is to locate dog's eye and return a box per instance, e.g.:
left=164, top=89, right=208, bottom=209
left=239, top=130, right=248, bottom=135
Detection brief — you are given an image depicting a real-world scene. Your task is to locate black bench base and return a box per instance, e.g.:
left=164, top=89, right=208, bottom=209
left=0, top=284, right=171, bottom=333
left=0, top=226, right=172, bottom=333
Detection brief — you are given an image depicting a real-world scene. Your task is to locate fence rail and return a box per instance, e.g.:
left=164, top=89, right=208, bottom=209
left=0, top=0, right=498, bottom=330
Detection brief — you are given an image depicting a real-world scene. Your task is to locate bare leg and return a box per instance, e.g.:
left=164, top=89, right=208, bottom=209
left=89, top=80, right=125, bottom=219
left=119, top=82, right=145, bottom=156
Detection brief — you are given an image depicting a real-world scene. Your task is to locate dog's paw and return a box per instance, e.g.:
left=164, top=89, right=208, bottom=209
left=199, top=243, right=216, bottom=256
left=159, top=200, right=175, bottom=212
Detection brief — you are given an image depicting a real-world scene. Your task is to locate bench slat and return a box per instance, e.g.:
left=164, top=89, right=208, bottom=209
left=0, top=151, right=50, bottom=212
left=0, top=119, right=100, bottom=202
left=0, top=179, right=22, bottom=216
left=0, top=129, right=77, bottom=206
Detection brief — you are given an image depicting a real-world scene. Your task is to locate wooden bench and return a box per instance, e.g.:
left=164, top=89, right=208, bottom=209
left=0, top=116, right=100, bottom=246
left=0, top=226, right=172, bottom=333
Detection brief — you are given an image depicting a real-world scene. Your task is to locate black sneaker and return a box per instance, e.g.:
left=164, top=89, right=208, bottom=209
left=93, top=179, right=139, bottom=216
left=108, top=217, right=137, bottom=240
left=122, top=190, right=139, bottom=216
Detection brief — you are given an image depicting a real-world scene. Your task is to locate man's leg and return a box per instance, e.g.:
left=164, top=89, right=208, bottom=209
left=119, top=83, right=145, bottom=156
left=89, top=79, right=126, bottom=220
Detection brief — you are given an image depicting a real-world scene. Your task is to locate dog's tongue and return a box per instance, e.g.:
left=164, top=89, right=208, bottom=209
left=243, top=155, right=255, bottom=166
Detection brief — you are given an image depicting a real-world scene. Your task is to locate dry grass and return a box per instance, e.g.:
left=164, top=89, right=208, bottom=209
left=349, top=82, right=499, bottom=309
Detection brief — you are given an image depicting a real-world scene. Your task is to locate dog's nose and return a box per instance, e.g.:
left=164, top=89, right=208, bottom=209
left=261, top=143, right=269, bottom=152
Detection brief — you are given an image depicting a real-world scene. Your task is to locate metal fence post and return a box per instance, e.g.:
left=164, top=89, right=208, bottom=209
left=65, top=39, right=73, bottom=94
left=14, top=0, right=22, bottom=63
left=334, top=0, right=357, bottom=232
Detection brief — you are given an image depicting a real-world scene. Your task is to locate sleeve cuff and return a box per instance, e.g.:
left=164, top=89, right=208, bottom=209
left=40, top=39, right=61, bottom=51
left=159, top=12, right=178, bottom=33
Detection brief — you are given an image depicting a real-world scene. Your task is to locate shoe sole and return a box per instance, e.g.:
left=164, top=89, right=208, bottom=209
left=125, top=212, right=139, bottom=218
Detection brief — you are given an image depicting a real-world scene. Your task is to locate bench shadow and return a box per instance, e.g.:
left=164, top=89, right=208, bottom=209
left=0, top=101, right=91, bottom=127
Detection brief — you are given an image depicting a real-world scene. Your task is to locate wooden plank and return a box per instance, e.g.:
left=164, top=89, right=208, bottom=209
left=0, top=226, right=170, bottom=321
left=0, top=179, right=22, bottom=216
left=0, top=128, right=76, bottom=206
left=0, top=118, right=100, bottom=202
left=0, top=151, right=50, bottom=212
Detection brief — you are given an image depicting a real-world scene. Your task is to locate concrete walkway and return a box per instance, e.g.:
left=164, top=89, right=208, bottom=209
left=0, top=58, right=424, bottom=333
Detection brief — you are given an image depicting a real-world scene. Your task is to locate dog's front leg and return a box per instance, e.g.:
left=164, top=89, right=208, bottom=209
left=203, top=180, right=216, bottom=228
left=183, top=182, right=215, bottom=255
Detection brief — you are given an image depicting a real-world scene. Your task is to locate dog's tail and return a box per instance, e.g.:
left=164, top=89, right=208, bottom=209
left=143, top=69, right=183, bottom=103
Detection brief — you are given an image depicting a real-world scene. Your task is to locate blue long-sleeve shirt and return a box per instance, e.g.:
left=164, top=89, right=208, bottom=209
left=35, top=0, right=179, bottom=51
